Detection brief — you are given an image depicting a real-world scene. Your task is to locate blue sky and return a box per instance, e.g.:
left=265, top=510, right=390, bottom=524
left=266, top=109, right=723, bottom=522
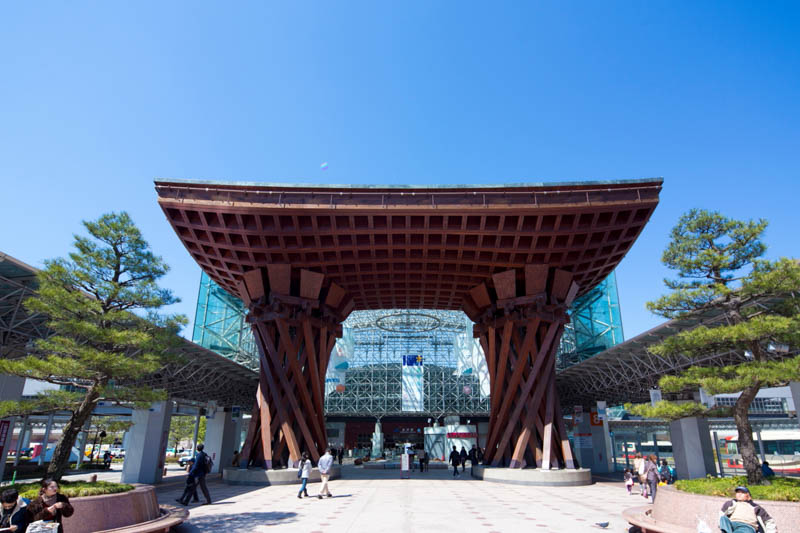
left=1, top=2, right=798, bottom=340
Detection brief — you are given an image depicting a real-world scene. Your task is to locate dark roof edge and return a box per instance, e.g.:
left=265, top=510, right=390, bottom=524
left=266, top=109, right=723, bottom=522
left=154, top=177, right=664, bottom=191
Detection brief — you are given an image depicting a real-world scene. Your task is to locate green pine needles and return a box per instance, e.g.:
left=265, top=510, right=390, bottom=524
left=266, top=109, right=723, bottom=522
left=627, top=209, right=800, bottom=484
left=0, top=212, right=187, bottom=480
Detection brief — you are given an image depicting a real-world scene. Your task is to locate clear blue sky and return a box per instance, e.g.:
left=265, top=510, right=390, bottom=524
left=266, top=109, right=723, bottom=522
left=1, top=2, right=798, bottom=340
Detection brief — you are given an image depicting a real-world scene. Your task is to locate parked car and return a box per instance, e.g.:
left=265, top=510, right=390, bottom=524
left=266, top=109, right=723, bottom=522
left=178, top=452, right=194, bottom=467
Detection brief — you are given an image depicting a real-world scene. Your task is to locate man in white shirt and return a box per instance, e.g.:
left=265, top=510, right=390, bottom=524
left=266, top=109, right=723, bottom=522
left=317, top=448, right=335, bottom=499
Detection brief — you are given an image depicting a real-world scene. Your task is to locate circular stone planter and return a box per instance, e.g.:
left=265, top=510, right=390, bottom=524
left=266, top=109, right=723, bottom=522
left=471, top=465, right=592, bottom=486
left=623, top=485, right=800, bottom=533
left=61, top=485, right=187, bottom=533
left=223, top=465, right=341, bottom=486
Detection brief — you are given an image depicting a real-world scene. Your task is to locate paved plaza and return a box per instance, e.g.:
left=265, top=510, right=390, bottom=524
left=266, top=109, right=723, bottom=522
left=158, top=466, right=641, bottom=533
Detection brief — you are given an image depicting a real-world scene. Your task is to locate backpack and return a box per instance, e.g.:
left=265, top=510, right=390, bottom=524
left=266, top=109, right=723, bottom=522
left=204, top=454, right=214, bottom=473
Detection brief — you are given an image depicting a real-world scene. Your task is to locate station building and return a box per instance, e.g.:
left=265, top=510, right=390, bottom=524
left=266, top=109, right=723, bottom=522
left=191, top=269, right=624, bottom=455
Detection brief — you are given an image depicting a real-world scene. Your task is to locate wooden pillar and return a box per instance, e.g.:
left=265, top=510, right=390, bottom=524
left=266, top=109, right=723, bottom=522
left=237, top=265, right=352, bottom=469
left=463, top=265, right=579, bottom=470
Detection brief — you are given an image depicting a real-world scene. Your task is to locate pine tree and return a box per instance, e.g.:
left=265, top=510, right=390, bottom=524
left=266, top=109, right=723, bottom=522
left=627, top=209, right=800, bottom=484
left=0, top=212, right=186, bottom=480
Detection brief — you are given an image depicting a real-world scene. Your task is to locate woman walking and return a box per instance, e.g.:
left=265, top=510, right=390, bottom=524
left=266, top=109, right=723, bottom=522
left=26, top=478, right=74, bottom=533
left=632, top=452, right=646, bottom=497
left=297, top=452, right=311, bottom=499
left=644, top=454, right=660, bottom=504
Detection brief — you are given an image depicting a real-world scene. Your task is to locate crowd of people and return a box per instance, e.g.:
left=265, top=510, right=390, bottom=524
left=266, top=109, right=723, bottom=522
left=449, top=444, right=483, bottom=477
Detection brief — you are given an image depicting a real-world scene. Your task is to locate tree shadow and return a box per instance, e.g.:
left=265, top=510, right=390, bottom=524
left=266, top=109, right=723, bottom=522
left=172, top=511, right=298, bottom=531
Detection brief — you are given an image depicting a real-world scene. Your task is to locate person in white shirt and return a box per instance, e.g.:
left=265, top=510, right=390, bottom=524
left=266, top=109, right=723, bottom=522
left=317, top=448, right=334, bottom=499
left=297, top=453, right=311, bottom=499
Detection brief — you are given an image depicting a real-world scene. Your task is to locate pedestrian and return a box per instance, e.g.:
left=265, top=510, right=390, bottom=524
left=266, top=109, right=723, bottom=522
left=476, top=446, right=484, bottom=464
left=25, top=479, right=74, bottom=533
left=337, top=447, right=343, bottom=465
left=644, top=454, right=659, bottom=503
left=761, top=461, right=775, bottom=478
left=418, top=447, right=427, bottom=472
left=297, top=452, right=311, bottom=498
left=459, top=446, right=468, bottom=473
left=232, top=449, right=241, bottom=468
left=658, top=459, right=672, bottom=485
left=176, top=443, right=211, bottom=506
left=469, top=444, right=478, bottom=476
left=633, top=452, right=646, bottom=497
left=103, top=450, right=112, bottom=469
left=449, top=446, right=461, bottom=478
left=624, top=468, right=634, bottom=495
left=317, top=448, right=334, bottom=499
left=1, top=488, right=29, bottom=533
left=719, top=486, right=776, bottom=533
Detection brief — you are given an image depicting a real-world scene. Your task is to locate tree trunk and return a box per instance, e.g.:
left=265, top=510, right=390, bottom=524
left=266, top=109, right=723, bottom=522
left=733, top=383, right=764, bottom=485
left=47, top=387, right=100, bottom=480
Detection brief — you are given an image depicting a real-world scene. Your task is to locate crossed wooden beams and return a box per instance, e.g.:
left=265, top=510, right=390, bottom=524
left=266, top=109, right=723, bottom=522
left=462, top=265, right=580, bottom=469
left=237, top=265, right=354, bottom=469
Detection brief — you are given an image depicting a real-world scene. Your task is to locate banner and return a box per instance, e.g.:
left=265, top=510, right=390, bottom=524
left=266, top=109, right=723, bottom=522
left=402, top=354, right=424, bottom=411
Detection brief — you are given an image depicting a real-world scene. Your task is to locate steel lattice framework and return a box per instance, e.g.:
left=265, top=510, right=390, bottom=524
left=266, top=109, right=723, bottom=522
left=0, top=252, right=258, bottom=408
left=323, top=309, right=490, bottom=417
left=556, top=297, right=793, bottom=407
left=0, top=253, right=50, bottom=359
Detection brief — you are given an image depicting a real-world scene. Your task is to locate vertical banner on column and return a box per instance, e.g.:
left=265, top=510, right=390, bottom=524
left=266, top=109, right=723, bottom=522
left=0, top=420, right=10, bottom=458
left=402, top=354, right=424, bottom=412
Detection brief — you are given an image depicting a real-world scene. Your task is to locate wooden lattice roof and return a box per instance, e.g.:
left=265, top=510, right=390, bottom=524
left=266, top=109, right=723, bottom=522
left=155, top=178, right=662, bottom=310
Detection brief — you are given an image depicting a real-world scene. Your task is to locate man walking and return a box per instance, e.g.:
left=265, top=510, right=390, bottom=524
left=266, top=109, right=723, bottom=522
left=177, top=443, right=211, bottom=505
left=469, top=444, right=478, bottom=476
left=317, top=447, right=334, bottom=499
left=449, top=445, right=461, bottom=478
left=459, top=446, right=468, bottom=474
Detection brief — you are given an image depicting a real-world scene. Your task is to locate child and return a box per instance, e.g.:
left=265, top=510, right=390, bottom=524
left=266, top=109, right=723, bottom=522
left=624, top=468, right=634, bottom=495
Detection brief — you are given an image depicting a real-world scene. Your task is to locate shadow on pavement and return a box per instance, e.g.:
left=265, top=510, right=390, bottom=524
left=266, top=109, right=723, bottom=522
left=172, top=511, right=298, bottom=531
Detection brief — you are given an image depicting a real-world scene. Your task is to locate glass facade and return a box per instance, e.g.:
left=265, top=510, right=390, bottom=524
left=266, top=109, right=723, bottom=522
left=192, top=270, right=624, bottom=411
left=556, top=272, right=624, bottom=371
left=192, top=272, right=259, bottom=371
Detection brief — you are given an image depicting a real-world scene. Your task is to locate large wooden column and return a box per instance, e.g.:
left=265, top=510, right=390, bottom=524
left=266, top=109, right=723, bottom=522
left=462, top=265, right=579, bottom=470
left=237, top=265, right=353, bottom=469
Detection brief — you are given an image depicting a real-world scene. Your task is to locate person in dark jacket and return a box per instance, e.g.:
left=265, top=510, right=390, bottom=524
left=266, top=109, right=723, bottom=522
left=468, top=445, right=478, bottom=476
left=176, top=444, right=211, bottom=505
left=459, top=447, right=468, bottom=473
left=449, top=446, right=461, bottom=478
left=25, top=479, right=74, bottom=533
left=658, top=459, right=672, bottom=484
left=0, top=488, right=29, bottom=533
left=720, top=486, right=776, bottom=533
left=761, top=461, right=775, bottom=478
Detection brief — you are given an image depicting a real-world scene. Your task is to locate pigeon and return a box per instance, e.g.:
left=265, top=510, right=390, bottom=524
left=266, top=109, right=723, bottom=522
left=594, top=522, right=609, bottom=529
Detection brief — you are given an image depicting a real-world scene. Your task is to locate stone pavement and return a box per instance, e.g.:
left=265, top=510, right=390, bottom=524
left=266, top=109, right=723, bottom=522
left=160, top=466, right=648, bottom=533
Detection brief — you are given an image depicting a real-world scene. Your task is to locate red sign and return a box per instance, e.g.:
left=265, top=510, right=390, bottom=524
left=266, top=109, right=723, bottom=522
left=447, top=432, right=477, bottom=438
left=590, top=412, right=602, bottom=426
